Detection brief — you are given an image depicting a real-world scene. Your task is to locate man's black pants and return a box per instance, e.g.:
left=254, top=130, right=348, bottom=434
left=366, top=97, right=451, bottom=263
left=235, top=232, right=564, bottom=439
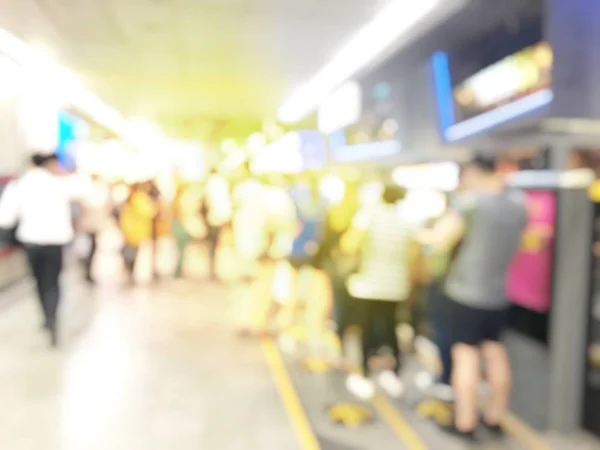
left=25, top=244, right=63, bottom=327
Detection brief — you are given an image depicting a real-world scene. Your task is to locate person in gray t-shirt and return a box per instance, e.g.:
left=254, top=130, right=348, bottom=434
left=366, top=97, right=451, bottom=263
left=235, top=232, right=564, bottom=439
left=424, top=155, right=527, bottom=439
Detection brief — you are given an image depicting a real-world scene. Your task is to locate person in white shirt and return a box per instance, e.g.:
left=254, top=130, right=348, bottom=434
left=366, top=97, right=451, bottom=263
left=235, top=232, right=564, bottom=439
left=0, top=153, right=77, bottom=347
left=78, top=173, right=112, bottom=284
left=204, top=169, right=232, bottom=281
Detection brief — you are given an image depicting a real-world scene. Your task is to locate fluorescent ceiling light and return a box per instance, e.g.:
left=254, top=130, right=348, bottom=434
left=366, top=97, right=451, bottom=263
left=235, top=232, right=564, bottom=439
left=444, top=89, right=553, bottom=142
left=277, top=0, right=441, bottom=124
left=0, top=27, right=126, bottom=136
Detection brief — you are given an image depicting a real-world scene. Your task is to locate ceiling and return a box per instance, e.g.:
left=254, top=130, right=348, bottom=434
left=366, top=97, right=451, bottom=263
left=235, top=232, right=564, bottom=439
left=0, top=0, right=396, bottom=140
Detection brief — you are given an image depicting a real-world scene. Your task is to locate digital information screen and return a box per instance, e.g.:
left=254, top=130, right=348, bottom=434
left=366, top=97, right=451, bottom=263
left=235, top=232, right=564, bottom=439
left=431, top=14, right=549, bottom=142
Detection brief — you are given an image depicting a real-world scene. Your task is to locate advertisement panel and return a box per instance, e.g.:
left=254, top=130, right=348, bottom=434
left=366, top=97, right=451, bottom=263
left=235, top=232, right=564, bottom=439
left=452, top=42, right=552, bottom=123
left=506, top=190, right=556, bottom=313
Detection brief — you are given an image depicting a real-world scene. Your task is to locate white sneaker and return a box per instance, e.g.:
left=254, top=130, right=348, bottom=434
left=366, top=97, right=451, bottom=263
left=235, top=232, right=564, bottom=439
left=377, top=370, right=404, bottom=398
left=429, top=383, right=454, bottom=402
left=346, top=373, right=376, bottom=400
left=414, top=371, right=435, bottom=391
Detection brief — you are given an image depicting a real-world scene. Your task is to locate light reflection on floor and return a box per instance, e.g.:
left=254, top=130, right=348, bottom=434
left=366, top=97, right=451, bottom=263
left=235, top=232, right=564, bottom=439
left=0, top=229, right=299, bottom=450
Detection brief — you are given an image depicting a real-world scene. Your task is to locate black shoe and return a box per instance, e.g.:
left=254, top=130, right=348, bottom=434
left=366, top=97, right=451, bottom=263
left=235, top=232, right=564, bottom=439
left=438, top=422, right=477, bottom=443
left=481, top=420, right=505, bottom=438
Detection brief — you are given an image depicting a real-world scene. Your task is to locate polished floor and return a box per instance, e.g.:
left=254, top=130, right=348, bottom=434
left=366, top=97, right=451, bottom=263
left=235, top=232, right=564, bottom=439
left=0, top=274, right=302, bottom=450
left=1, top=235, right=599, bottom=450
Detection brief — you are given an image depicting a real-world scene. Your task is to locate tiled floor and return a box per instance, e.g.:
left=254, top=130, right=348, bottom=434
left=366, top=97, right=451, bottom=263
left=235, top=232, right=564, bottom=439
left=0, top=275, right=299, bottom=450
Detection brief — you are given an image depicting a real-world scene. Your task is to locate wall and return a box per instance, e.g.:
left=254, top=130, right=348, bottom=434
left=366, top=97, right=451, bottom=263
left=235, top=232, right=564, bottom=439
left=0, top=54, right=26, bottom=176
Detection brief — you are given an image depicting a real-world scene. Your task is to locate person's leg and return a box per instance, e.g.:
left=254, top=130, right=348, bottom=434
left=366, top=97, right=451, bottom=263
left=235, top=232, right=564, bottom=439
left=38, top=246, right=63, bottom=346
left=85, top=232, right=97, bottom=282
left=378, top=301, right=400, bottom=371
left=481, top=341, right=511, bottom=426
left=360, top=300, right=379, bottom=376
left=122, top=245, right=138, bottom=284
left=447, top=299, right=486, bottom=434
left=480, top=308, right=511, bottom=428
left=207, top=226, right=220, bottom=280
left=346, top=298, right=376, bottom=400
left=451, top=343, right=481, bottom=432
left=173, top=221, right=188, bottom=279
left=25, top=246, right=46, bottom=324
left=433, top=286, right=453, bottom=386
left=373, top=300, right=404, bottom=398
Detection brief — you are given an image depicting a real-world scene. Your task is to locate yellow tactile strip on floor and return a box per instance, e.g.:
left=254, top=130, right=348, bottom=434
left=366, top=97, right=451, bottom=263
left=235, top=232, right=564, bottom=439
left=262, top=337, right=321, bottom=450
left=372, top=394, right=429, bottom=450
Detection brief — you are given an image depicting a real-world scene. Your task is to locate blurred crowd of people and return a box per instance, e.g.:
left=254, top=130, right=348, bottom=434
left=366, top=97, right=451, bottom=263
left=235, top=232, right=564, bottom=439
left=0, top=150, right=527, bottom=442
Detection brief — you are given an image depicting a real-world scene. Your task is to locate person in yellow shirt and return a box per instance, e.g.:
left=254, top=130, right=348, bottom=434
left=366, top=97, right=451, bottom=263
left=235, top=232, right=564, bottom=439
left=119, top=183, right=158, bottom=284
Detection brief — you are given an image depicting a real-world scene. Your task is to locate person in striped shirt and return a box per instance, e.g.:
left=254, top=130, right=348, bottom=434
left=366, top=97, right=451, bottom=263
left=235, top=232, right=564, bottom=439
left=340, top=184, right=420, bottom=400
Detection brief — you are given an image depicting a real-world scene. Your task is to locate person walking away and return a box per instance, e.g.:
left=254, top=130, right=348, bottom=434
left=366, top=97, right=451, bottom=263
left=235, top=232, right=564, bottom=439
left=204, top=169, right=232, bottom=281
left=78, top=173, right=112, bottom=284
left=0, top=153, right=78, bottom=347
left=425, top=154, right=527, bottom=440
left=119, top=183, right=158, bottom=285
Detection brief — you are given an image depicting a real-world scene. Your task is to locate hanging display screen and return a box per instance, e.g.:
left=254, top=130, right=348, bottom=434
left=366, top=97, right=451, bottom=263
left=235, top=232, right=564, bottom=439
left=431, top=12, right=548, bottom=141
left=452, top=42, right=552, bottom=123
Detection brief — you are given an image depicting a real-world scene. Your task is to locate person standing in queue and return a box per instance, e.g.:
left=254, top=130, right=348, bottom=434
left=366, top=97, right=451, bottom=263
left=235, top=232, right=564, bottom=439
left=119, top=182, right=158, bottom=285
left=425, top=154, right=527, bottom=440
left=204, top=169, right=231, bottom=281
left=78, top=173, right=112, bottom=284
left=147, top=180, right=163, bottom=281
left=319, top=179, right=360, bottom=369
left=340, top=184, right=419, bottom=400
left=0, top=153, right=77, bottom=347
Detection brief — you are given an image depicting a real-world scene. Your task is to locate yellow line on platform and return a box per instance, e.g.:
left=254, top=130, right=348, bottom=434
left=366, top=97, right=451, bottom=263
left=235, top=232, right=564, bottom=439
left=372, top=394, right=429, bottom=450
left=261, top=337, right=321, bottom=450
left=503, top=412, right=551, bottom=450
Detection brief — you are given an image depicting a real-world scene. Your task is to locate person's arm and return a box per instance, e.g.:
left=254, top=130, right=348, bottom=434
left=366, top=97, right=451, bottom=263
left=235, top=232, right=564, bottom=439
left=420, top=196, right=473, bottom=254
left=0, top=182, right=18, bottom=229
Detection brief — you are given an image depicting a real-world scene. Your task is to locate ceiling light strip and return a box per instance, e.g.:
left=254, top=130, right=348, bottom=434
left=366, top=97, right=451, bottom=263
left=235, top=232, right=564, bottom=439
left=0, top=28, right=125, bottom=136
left=277, top=0, right=442, bottom=124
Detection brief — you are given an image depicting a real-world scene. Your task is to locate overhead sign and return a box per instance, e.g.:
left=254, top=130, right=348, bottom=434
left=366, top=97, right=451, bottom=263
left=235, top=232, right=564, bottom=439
left=317, top=81, right=362, bottom=134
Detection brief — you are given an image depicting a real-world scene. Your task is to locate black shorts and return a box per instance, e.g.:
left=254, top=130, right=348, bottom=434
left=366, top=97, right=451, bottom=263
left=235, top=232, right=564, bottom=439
left=441, top=294, right=509, bottom=346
